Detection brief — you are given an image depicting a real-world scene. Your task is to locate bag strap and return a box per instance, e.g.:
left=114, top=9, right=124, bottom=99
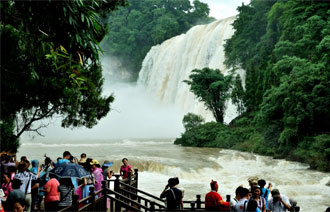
left=243, top=200, right=248, bottom=212
left=170, top=189, right=176, bottom=201
left=264, top=188, right=268, bottom=198
left=25, top=173, right=32, bottom=194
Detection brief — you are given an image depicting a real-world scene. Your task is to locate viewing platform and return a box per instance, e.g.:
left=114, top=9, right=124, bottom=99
left=57, top=169, right=301, bottom=212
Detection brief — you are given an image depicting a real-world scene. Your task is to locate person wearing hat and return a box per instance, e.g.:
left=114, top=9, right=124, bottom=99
left=267, top=189, right=291, bottom=212
left=160, top=177, right=183, bottom=210
left=205, top=180, right=230, bottom=211
left=90, top=159, right=104, bottom=197
left=102, top=160, right=114, bottom=180
left=14, top=160, right=39, bottom=212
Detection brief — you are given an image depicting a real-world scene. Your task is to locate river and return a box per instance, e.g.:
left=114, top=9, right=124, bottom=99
left=18, top=138, right=330, bottom=211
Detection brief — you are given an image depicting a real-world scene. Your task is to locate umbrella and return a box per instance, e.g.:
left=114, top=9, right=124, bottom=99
left=50, top=163, right=90, bottom=178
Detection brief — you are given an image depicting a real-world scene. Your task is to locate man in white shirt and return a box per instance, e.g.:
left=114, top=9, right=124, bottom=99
left=233, top=186, right=249, bottom=212
left=14, top=160, right=39, bottom=212
left=267, top=189, right=291, bottom=212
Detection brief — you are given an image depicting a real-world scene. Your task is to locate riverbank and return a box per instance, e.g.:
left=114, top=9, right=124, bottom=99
left=174, top=113, right=330, bottom=172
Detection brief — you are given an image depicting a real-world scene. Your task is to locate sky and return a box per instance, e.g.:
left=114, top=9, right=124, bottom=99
left=198, top=0, right=251, bottom=20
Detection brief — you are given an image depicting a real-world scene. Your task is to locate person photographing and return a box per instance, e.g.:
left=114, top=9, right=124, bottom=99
left=160, top=177, right=183, bottom=210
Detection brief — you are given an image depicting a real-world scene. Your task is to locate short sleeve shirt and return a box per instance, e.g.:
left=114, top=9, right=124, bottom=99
left=14, top=171, right=38, bottom=194
left=161, top=187, right=183, bottom=210
left=120, top=165, right=132, bottom=179
left=205, top=191, right=229, bottom=211
left=234, top=198, right=248, bottom=212
left=44, top=178, right=60, bottom=202
left=267, top=195, right=291, bottom=212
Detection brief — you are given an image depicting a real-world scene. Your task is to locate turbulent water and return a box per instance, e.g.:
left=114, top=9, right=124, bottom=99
left=18, top=139, right=330, bottom=212
left=138, top=17, right=245, bottom=123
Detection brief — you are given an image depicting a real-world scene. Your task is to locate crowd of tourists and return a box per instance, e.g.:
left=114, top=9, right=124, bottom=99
left=160, top=176, right=297, bottom=212
left=0, top=152, right=132, bottom=212
left=1, top=152, right=329, bottom=212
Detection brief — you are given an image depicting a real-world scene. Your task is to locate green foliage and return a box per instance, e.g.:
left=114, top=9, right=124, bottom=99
left=182, top=113, right=205, bottom=132
left=174, top=122, right=223, bottom=147
left=0, top=0, right=126, bottom=152
left=176, top=0, right=330, bottom=171
left=184, top=68, right=232, bottom=123
left=221, top=0, right=330, bottom=169
left=231, top=75, right=246, bottom=115
left=102, top=0, right=214, bottom=76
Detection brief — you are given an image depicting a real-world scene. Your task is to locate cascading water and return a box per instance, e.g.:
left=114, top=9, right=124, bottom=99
left=138, top=17, right=245, bottom=123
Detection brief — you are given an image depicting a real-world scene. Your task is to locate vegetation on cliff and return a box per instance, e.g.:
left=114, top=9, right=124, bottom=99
left=175, top=0, right=330, bottom=171
left=102, top=0, right=214, bottom=78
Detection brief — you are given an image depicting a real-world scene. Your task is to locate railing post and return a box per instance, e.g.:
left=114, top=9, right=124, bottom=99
left=72, top=194, right=79, bottom=211
left=90, top=186, right=95, bottom=210
left=190, top=202, right=195, bottom=211
left=226, top=194, right=231, bottom=202
left=102, top=180, right=107, bottom=210
left=134, top=168, right=138, bottom=189
left=150, top=201, right=155, bottom=212
left=114, top=174, right=121, bottom=212
left=196, top=194, right=201, bottom=209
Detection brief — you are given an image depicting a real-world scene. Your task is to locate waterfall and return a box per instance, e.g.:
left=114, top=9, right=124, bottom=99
left=137, top=17, right=245, bottom=123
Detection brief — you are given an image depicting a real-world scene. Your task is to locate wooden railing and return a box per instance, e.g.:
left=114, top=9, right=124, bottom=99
left=57, top=169, right=300, bottom=212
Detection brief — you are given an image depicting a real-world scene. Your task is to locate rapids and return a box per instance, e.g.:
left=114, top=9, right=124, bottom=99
left=18, top=138, right=330, bottom=212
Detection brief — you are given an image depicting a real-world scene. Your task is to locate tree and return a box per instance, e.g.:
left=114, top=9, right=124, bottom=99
left=0, top=0, right=127, bottom=152
left=102, top=0, right=214, bottom=77
left=182, top=113, right=205, bottom=132
left=231, top=75, right=246, bottom=115
left=184, top=68, right=232, bottom=123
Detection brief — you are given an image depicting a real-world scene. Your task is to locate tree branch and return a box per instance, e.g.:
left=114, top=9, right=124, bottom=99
left=15, top=105, right=56, bottom=138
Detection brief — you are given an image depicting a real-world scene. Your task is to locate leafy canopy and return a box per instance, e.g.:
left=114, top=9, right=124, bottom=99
left=184, top=68, right=232, bottom=123
left=1, top=0, right=127, bottom=152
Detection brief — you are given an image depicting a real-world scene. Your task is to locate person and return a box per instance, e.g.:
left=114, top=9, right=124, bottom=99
left=205, top=180, right=230, bottom=211
left=258, top=179, right=272, bottom=208
left=58, top=178, right=74, bottom=210
left=90, top=159, right=104, bottom=197
left=247, top=199, right=261, bottom=212
left=79, top=153, right=87, bottom=166
left=267, top=189, right=291, bottom=212
left=30, top=160, right=39, bottom=210
left=42, top=173, right=60, bottom=211
left=1, top=155, right=16, bottom=173
left=248, top=177, right=259, bottom=197
left=20, top=156, right=27, bottom=162
left=7, top=166, right=17, bottom=180
left=250, top=186, right=266, bottom=212
left=12, top=199, right=26, bottom=212
left=56, top=151, right=71, bottom=165
left=160, top=177, right=183, bottom=210
left=233, top=186, right=249, bottom=212
left=102, top=160, right=114, bottom=180
left=14, top=160, right=39, bottom=212
left=1, top=173, right=13, bottom=197
left=36, top=157, right=52, bottom=211
left=120, top=158, right=133, bottom=181
left=4, top=179, right=25, bottom=211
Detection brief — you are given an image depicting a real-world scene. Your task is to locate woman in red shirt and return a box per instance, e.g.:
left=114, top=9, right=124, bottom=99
left=42, top=174, right=60, bottom=211
left=120, top=158, right=133, bottom=181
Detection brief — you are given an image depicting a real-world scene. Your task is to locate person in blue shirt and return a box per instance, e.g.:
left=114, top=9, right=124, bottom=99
left=56, top=151, right=71, bottom=165
left=258, top=179, right=272, bottom=208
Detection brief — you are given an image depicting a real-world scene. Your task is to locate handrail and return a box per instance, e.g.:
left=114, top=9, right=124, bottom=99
left=106, top=194, right=140, bottom=211
left=118, top=188, right=165, bottom=208
left=118, top=181, right=165, bottom=202
left=107, top=190, right=150, bottom=211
